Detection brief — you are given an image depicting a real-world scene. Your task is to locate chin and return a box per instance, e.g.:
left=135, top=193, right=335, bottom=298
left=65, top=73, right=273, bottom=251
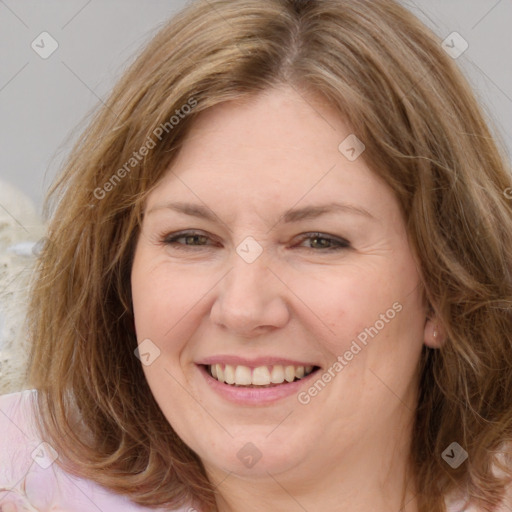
left=198, top=431, right=307, bottom=477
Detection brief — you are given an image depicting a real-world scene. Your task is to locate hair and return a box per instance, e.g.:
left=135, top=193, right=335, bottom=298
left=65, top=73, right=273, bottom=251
left=25, top=0, right=512, bottom=511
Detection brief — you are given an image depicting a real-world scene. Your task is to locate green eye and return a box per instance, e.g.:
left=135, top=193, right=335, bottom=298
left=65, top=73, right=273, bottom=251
left=298, top=233, right=350, bottom=251
left=163, top=231, right=214, bottom=248
left=182, top=234, right=209, bottom=245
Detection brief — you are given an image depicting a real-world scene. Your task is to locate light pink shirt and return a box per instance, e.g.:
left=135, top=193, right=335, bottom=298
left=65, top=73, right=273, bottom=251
left=2, top=389, right=511, bottom=511
left=0, top=390, right=198, bottom=512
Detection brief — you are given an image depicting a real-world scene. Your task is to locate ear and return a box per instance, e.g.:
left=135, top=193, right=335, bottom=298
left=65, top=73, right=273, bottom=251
left=424, top=316, right=445, bottom=349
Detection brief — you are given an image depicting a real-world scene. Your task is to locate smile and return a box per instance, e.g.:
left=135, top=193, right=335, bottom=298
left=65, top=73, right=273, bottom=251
left=206, top=364, right=317, bottom=387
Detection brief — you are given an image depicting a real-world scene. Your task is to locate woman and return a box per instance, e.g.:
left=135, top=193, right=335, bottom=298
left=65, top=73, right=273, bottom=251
left=1, top=0, right=511, bottom=511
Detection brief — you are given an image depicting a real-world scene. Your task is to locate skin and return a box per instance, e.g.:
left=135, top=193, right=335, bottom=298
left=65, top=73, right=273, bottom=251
left=131, top=85, right=440, bottom=512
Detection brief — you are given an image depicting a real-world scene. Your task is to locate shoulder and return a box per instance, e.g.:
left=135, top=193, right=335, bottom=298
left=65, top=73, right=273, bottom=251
left=0, top=389, right=39, bottom=484
left=0, top=389, right=198, bottom=512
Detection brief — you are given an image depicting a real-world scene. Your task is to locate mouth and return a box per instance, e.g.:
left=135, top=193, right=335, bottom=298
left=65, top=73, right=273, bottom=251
left=202, top=363, right=320, bottom=388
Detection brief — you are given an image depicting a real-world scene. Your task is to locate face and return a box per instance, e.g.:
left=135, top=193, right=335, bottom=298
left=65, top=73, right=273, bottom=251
left=131, top=86, right=429, bottom=484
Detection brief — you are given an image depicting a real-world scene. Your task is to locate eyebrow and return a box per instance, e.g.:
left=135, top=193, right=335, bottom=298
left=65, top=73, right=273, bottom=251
left=146, top=201, right=375, bottom=222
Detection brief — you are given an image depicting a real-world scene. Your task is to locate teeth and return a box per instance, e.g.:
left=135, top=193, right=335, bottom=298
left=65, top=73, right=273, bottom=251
left=284, top=365, right=295, bottom=382
left=234, top=365, right=252, bottom=385
left=270, top=365, right=285, bottom=384
left=224, top=364, right=236, bottom=384
left=208, top=364, right=316, bottom=386
left=252, top=366, right=271, bottom=385
left=215, top=364, right=224, bottom=382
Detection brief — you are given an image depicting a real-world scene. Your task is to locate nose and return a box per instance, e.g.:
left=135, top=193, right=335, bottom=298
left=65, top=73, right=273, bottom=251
left=210, top=253, right=290, bottom=336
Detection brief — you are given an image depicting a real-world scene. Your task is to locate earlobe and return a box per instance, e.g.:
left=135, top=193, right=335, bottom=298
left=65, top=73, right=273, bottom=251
left=424, top=316, right=445, bottom=349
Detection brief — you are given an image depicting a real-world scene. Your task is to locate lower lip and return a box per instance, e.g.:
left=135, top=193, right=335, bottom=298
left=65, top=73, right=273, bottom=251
left=197, top=364, right=320, bottom=405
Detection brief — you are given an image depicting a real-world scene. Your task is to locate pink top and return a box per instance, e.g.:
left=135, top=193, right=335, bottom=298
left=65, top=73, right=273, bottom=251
left=0, top=390, right=197, bottom=512
left=1, top=389, right=511, bottom=511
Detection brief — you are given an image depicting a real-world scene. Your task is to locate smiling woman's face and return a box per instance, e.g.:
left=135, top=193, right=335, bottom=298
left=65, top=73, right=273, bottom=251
left=131, top=86, right=431, bottom=488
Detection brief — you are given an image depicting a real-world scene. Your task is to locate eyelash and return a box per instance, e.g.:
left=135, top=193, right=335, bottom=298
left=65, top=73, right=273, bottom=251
left=161, top=230, right=350, bottom=251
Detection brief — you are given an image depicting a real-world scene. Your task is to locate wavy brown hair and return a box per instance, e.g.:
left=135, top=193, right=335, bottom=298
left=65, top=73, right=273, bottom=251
left=25, top=0, right=512, bottom=511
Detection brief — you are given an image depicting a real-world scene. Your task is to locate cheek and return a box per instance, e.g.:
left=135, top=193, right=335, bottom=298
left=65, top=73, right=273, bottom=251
left=290, top=258, right=423, bottom=358
left=131, top=254, right=201, bottom=342
left=131, top=254, right=228, bottom=382
left=288, top=266, right=394, bottom=350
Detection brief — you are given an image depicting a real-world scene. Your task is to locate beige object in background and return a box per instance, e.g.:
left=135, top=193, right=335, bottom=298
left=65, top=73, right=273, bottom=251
left=0, top=180, right=46, bottom=394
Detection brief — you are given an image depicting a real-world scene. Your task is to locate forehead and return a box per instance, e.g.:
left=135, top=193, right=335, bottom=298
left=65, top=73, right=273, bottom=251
left=145, top=86, right=396, bottom=222
left=177, top=87, right=348, bottom=168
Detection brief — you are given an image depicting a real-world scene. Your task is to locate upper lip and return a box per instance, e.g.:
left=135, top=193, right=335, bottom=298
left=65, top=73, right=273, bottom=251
left=196, top=355, right=320, bottom=368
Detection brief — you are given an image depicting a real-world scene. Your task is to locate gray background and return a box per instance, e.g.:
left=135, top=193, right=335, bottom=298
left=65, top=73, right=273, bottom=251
left=1, top=0, right=511, bottom=212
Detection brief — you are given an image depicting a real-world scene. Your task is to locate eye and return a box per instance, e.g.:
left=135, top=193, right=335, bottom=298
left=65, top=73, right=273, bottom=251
left=159, top=230, right=350, bottom=252
left=295, top=232, right=350, bottom=251
left=161, top=230, right=218, bottom=249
